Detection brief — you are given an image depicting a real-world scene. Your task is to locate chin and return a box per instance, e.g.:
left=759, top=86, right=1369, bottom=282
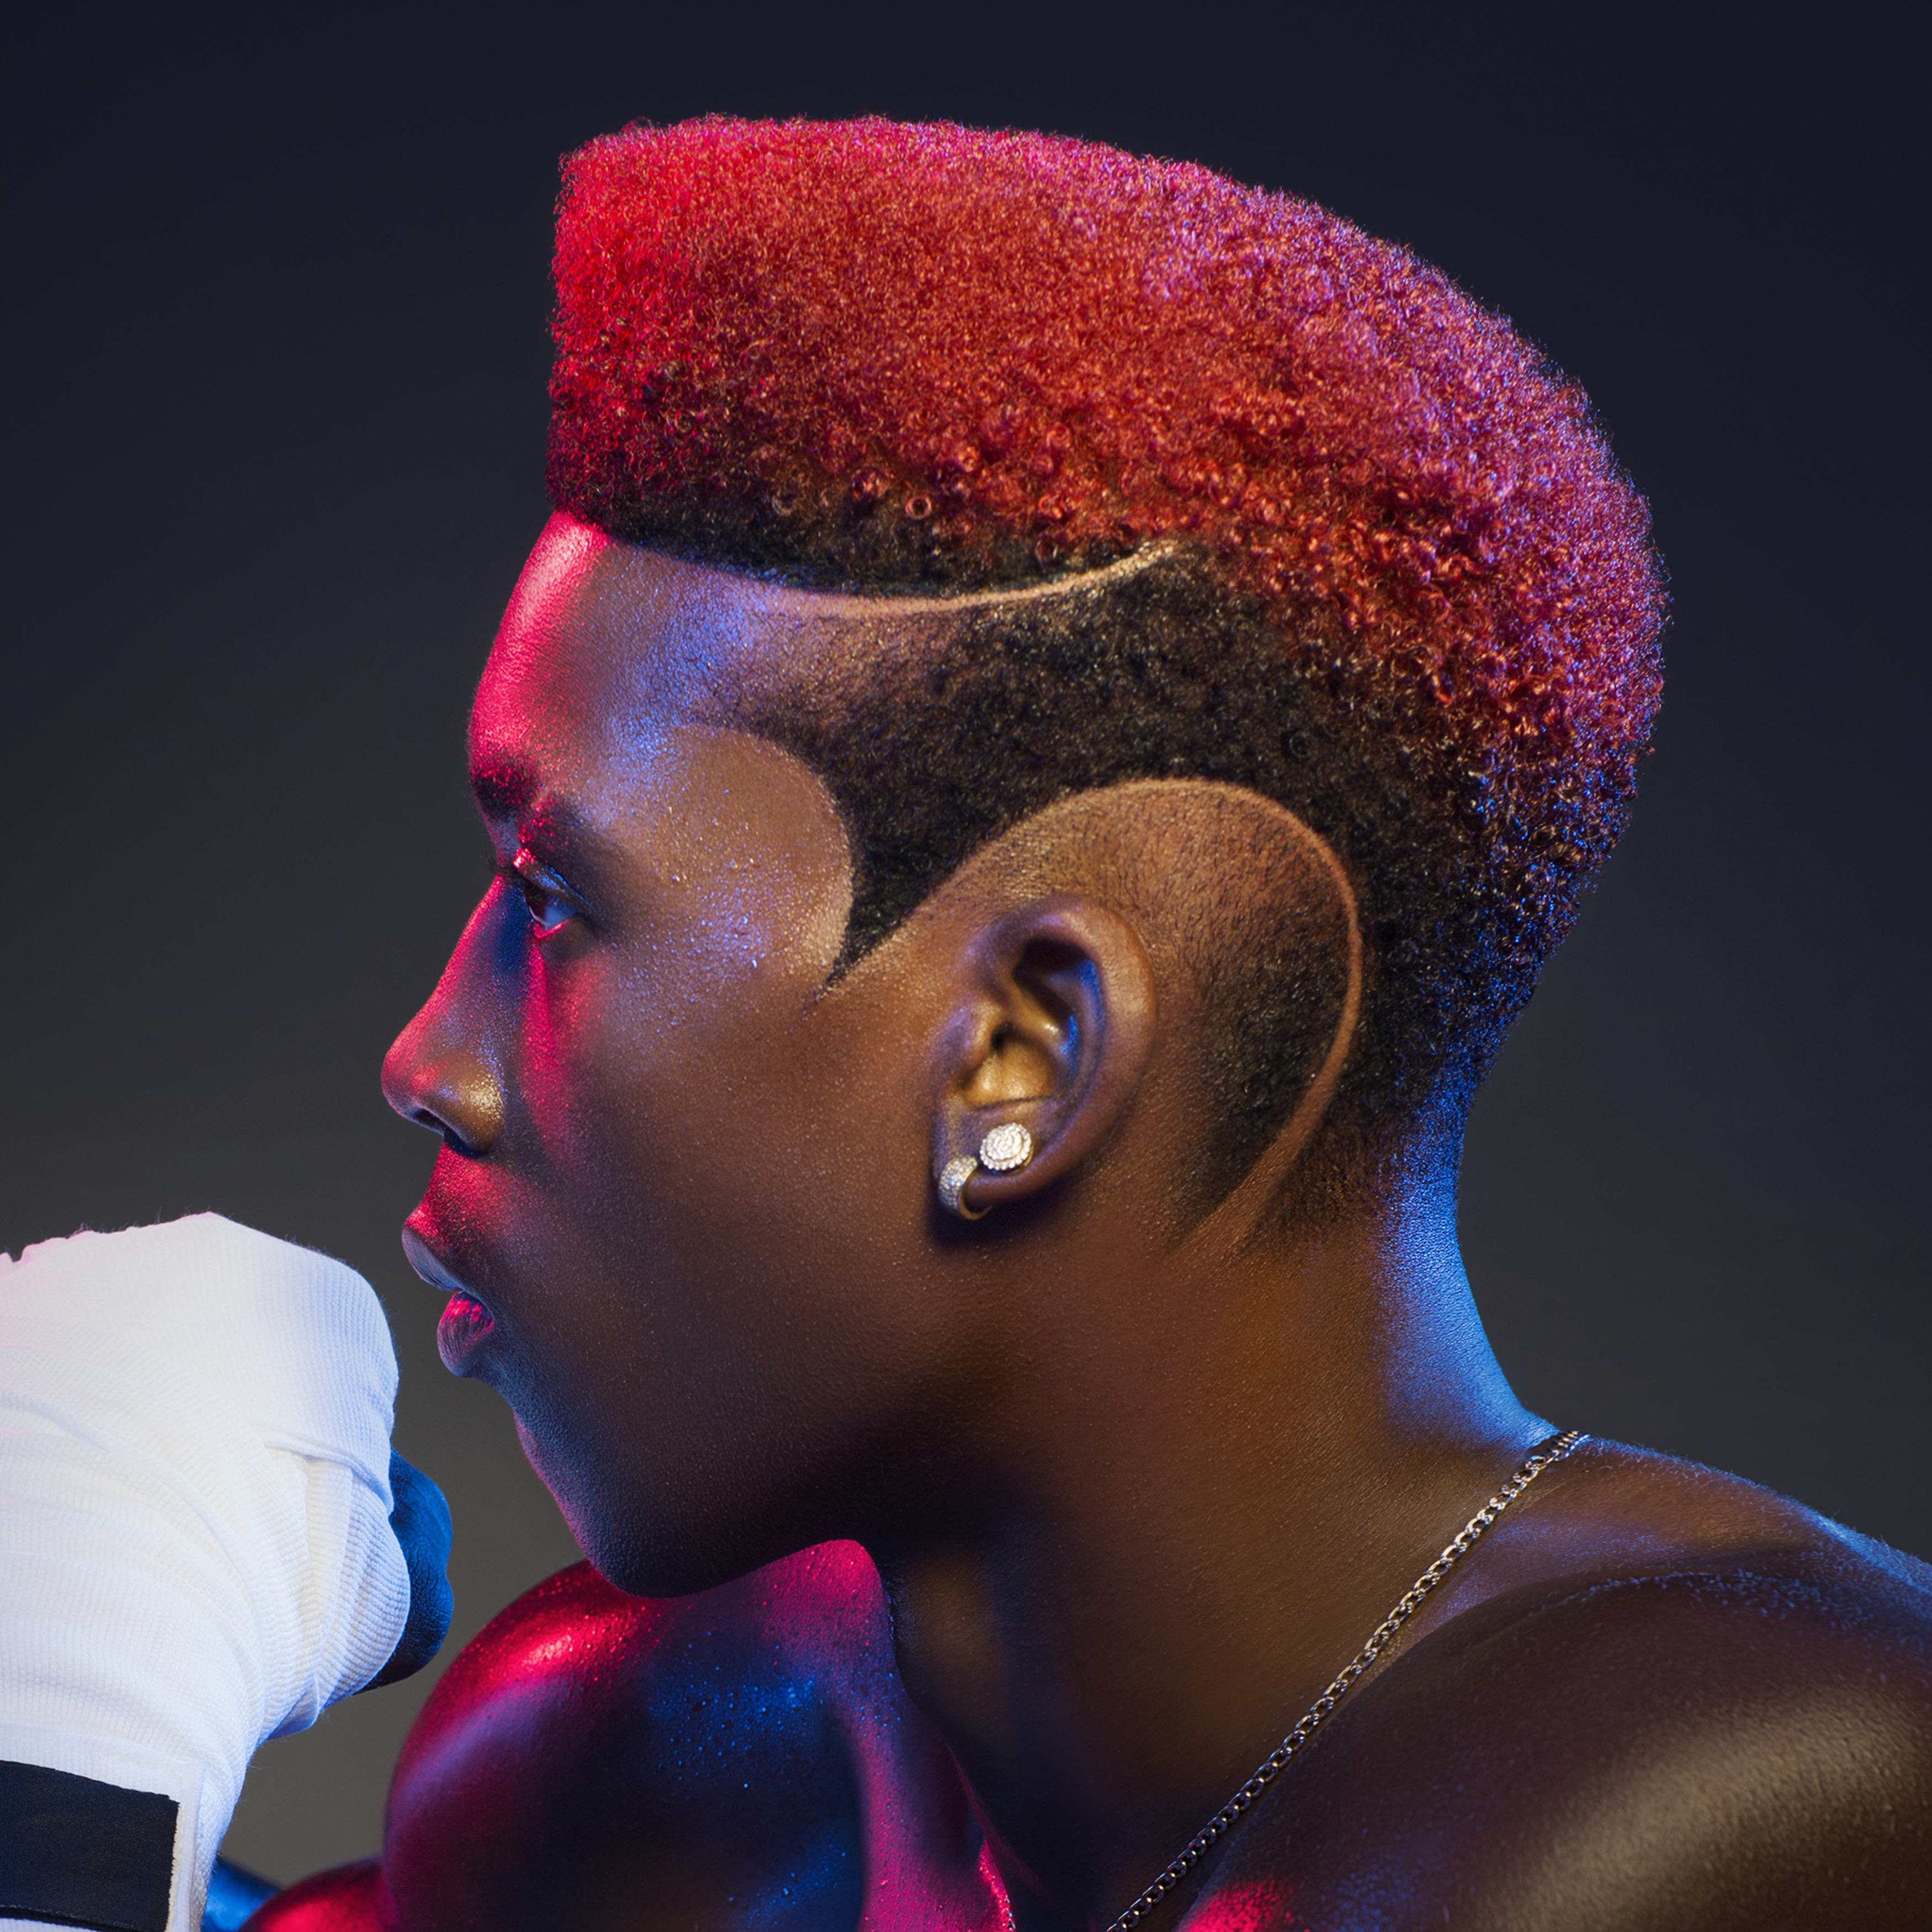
left=586, top=1512, right=806, bottom=1602
left=576, top=1539, right=758, bottom=1604
left=514, top=1414, right=797, bottom=1601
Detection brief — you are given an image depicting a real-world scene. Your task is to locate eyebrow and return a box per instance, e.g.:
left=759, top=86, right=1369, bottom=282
left=469, top=757, right=619, bottom=868
left=470, top=755, right=558, bottom=827
left=469, top=757, right=567, bottom=836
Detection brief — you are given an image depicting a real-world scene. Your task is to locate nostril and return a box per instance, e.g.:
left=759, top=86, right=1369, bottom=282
left=411, top=1108, right=484, bottom=1158
left=388, top=1052, right=503, bottom=1157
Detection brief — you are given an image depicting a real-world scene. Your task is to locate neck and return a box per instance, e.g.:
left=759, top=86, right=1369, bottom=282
left=871, top=1180, right=1537, bottom=1929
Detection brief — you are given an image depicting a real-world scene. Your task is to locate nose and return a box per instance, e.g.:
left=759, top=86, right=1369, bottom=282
left=383, top=904, right=507, bottom=1156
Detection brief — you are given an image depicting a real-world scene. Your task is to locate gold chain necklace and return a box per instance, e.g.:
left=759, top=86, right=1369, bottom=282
left=1105, top=1429, right=1586, bottom=1932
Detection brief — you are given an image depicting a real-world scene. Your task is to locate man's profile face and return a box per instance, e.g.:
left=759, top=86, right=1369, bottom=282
left=383, top=518, right=969, bottom=1593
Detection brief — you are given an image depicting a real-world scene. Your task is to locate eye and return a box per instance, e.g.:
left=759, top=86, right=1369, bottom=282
left=510, top=850, right=581, bottom=938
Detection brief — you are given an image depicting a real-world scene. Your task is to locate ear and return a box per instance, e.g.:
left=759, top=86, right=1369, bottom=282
left=932, top=895, right=1156, bottom=1223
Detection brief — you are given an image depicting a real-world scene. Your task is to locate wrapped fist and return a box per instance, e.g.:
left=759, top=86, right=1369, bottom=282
left=0, top=1216, right=440, bottom=1931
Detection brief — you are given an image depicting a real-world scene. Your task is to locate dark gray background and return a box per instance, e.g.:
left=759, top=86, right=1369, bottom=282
left=4, top=0, right=1923, bottom=1885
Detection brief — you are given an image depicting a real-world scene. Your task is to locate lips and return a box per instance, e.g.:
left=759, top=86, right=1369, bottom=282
left=401, top=1222, right=500, bottom=1377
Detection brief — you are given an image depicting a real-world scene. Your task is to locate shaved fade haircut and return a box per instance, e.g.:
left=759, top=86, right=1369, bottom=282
left=546, top=116, right=1666, bottom=1195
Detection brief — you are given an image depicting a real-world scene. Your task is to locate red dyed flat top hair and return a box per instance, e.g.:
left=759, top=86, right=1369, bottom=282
left=549, top=115, right=1662, bottom=834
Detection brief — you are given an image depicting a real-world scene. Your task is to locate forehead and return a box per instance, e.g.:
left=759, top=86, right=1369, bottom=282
left=468, top=521, right=808, bottom=837
left=468, top=522, right=862, bottom=974
left=475, top=520, right=749, bottom=767
left=470, top=513, right=1174, bottom=794
left=471, top=514, right=956, bottom=773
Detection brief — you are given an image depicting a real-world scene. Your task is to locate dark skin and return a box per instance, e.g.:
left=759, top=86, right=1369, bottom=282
left=256, top=1549, right=1006, bottom=1932
left=371, top=513, right=1932, bottom=1930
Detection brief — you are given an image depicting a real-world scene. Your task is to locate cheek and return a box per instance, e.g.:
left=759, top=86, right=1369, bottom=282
left=485, top=949, right=840, bottom=1447
left=506, top=948, right=702, bottom=1179
left=516, top=957, right=871, bottom=1321
left=516, top=903, right=832, bottom=1205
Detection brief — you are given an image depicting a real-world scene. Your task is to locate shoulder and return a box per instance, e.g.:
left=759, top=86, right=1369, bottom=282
left=374, top=1545, right=999, bottom=1932
left=386, top=1539, right=896, bottom=1819
left=1200, top=1468, right=1932, bottom=1929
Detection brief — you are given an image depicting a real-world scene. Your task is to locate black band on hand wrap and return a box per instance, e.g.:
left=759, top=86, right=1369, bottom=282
left=0, top=1760, right=176, bottom=1932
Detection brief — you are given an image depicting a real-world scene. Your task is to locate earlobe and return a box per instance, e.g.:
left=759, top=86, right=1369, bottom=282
left=937, top=1122, right=1037, bottom=1219
left=932, top=898, right=1155, bottom=1223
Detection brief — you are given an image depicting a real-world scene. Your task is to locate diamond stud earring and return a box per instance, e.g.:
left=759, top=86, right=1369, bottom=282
left=977, top=1122, right=1034, bottom=1173
left=937, top=1122, right=1037, bottom=1220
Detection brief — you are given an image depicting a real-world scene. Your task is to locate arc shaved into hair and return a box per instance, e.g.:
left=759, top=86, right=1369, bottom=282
left=940, top=779, right=1357, bottom=1202
left=546, top=116, right=1666, bottom=1194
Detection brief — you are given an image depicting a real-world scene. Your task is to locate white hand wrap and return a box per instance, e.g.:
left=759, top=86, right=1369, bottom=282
left=0, top=1215, right=410, bottom=1930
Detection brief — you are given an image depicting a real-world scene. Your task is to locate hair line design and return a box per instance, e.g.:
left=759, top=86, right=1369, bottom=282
left=547, top=116, right=1666, bottom=1196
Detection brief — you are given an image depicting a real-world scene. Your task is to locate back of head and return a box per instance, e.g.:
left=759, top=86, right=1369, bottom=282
left=547, top=116, right=1665, bottom=1204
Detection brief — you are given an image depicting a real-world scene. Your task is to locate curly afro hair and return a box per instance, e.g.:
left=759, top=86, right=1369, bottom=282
left=548, top=117, right=1666, bottom=1179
